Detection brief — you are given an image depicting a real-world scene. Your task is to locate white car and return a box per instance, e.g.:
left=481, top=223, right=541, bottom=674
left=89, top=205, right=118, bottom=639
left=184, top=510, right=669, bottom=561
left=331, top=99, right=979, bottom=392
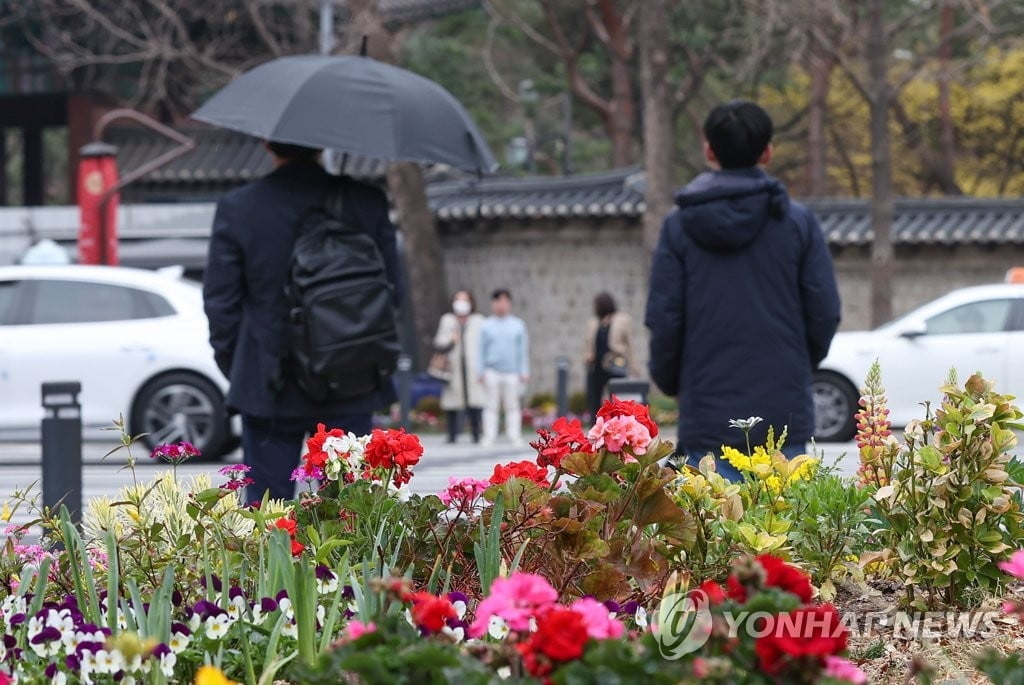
left=0, top=265, right=235, bottom=459
left=814, top=283, right=1024, bottom=441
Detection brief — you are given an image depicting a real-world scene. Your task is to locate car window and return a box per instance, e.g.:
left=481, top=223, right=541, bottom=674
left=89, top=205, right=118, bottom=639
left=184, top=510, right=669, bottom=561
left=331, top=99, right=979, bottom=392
left=0, top=281, right=17, bottom=324
left=26, top=280, right=169, bottom=324
left=925, top=299, right=1013, bottom=335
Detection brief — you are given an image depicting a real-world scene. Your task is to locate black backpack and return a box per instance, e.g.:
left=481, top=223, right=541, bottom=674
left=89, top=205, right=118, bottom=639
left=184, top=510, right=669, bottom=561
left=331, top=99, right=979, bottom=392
left=284, top=188, right=400, bottom=402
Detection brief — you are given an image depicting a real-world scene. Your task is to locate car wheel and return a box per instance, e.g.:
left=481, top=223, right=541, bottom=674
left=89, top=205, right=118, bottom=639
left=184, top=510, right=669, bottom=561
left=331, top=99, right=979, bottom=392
left=132, top=372, right=230, bottom=461
left=812, top=371, right=858, bottom=442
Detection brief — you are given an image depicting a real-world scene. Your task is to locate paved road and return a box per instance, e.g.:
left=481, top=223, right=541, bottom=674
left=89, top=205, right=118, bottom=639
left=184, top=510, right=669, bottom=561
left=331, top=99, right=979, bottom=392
left=0, top=435, right=859, bottom=534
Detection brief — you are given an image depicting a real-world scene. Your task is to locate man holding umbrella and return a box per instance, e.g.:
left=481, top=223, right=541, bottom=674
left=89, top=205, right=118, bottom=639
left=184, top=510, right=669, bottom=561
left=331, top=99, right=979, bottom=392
left=194, top=54, right=498, bottom=501
left=203, top=141, right=401, bottom=502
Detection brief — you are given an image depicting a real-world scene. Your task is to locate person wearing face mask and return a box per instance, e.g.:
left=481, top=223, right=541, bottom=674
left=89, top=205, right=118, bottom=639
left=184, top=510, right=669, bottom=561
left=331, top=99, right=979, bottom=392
left=433, top=291, right=486, bottom=443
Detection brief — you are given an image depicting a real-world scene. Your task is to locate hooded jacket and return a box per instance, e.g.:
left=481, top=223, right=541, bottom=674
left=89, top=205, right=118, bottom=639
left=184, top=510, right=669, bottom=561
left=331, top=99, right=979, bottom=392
left=645, top=168, right=841, bottom=452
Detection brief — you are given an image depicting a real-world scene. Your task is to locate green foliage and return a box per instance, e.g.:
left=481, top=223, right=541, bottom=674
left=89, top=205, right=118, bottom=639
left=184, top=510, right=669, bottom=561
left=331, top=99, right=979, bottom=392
left=976, top=648, right=1024, bottom=684
left=869, top=373, right=1024, bottom=608
left=788, top=475, right=873, bottom=597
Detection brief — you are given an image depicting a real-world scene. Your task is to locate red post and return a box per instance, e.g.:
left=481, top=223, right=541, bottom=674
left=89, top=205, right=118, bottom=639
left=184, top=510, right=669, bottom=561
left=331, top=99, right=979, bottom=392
left=77, top=142, right=120, bottom=265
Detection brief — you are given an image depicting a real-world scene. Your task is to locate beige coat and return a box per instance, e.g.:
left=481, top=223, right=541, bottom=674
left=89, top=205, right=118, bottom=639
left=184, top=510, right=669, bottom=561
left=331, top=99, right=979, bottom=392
left=583, top=311, right=637, bottom=374
left=434, top=312, right=487, bottom=410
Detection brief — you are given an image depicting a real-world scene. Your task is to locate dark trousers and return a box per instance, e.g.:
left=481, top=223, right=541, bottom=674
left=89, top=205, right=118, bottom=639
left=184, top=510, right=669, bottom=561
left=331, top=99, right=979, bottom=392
left=446, top=408, right=482, bottom=443
left=586, top=369, right=612, bottom=420
left=242, top=413, right=372, bottom=502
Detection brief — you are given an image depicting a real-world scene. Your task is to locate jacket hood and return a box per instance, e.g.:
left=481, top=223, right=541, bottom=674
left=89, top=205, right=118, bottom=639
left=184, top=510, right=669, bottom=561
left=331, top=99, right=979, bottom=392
left=674, top=168, right=789, bottom=252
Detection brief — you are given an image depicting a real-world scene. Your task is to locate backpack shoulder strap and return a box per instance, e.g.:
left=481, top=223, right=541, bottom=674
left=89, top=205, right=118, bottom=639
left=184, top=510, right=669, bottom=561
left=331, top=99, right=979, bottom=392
left=324, top=177, right=346, bottom=221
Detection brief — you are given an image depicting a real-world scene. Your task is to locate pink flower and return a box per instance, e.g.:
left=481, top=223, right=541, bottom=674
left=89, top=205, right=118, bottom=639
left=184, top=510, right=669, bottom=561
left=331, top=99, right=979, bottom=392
left=569, top=597, right=625, bottom=639
left=438, top=477, right=490, bottom=507
left=823, top=656, right=867, bottom=684
left=345, top=620, right=376, bottom=640
left=469, top=572, right=558, bottom=637
left=588, top=415, right=652, bottom=456
left=999, top=550, right=1024, bottom=580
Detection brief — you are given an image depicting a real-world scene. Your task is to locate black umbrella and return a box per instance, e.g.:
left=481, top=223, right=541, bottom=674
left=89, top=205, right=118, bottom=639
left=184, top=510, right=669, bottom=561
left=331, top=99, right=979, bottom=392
left=192, top=55, right=498, bottom=174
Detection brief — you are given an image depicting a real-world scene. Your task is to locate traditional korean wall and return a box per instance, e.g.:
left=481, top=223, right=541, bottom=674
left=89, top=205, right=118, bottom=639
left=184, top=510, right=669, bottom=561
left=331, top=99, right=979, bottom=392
left=439, top=219, right=1024, bottom=397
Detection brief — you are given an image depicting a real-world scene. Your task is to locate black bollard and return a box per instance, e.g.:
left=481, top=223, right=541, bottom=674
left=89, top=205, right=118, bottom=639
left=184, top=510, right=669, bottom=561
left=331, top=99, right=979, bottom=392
left=555, top=356, right=570, bottom=417
left=397, top=355, right=413, bottom=430
left=41, top=382, right=83, bottom=523
left=607, top=378, right=650, bottom=405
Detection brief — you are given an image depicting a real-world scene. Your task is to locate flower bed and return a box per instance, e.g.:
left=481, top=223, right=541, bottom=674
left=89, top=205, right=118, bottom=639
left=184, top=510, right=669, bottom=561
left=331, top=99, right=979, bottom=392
left=1, top=372, right=1024, bottom=684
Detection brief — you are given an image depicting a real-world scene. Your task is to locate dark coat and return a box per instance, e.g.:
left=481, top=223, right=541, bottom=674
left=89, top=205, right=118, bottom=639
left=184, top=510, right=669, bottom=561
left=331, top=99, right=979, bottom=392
left=203, top=160, right=401, bottom=419
left=645, top=168, right=841, bottom=452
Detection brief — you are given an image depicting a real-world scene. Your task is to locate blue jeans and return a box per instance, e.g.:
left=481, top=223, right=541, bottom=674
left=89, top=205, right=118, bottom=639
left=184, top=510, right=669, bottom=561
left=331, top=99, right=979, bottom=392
left=242, top=413, right=372, bottom=503
left=682, top=443, right=807, bottom=483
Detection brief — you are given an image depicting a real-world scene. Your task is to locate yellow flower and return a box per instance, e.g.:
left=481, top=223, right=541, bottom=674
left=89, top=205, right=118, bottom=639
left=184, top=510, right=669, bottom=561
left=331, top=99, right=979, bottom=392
left=195, top=665, right=237, bottom=685
left=0, top=501, right=11, bottom=522
left=722, top=446, right=752, bottom=471
left=765, top=475, right=783, bottom=494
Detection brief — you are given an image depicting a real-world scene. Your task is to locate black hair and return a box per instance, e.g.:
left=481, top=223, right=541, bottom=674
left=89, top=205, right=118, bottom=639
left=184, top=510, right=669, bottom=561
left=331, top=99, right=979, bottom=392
left=491, top=288, right=512, bottom=301
left=266, top=141, right=322, bottom=161
left=703, top=101, right=773, bottom=169
left=594, top=292, right=617, bottom=318
left=452, top=290, right=477, bottom=312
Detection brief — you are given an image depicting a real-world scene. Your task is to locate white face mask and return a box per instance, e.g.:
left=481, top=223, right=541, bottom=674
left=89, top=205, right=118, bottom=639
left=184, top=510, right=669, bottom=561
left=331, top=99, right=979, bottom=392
left=452, top=300, right=472, bottom=316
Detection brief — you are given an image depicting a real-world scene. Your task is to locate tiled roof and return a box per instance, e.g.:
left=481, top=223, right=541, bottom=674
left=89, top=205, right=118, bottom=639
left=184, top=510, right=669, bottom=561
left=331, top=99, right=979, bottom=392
left=428, top=167, right=648, bottom=221
left=428, top=168, right=1024, bottom=245
left=107, top=126, right=391, bottom=188
left=805, top=198, right=1024, bottom=246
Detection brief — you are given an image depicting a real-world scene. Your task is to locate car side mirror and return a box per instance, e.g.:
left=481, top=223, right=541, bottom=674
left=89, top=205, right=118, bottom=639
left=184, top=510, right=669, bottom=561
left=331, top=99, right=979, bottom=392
left=899, top=323, right=927, bottom=340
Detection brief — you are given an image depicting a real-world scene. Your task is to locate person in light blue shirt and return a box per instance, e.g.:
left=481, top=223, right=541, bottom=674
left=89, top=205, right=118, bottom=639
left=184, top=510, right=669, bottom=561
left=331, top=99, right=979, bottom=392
left=478, top=289, right=529, bottom=446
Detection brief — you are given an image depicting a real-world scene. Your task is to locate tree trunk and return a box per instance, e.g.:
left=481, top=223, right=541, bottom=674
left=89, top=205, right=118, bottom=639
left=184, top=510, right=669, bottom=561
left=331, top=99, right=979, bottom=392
left=867, top=0, right=894, bottom=327
left=806, top=32, right=833, bottom=197
left=637, top=0, right=674, bottom=257
left=609, top=56, right=635, bottom=167
left=346, top=0, right=448, bottom=369
left=936, top=1, right=961, bottom=195
left=387, top=162, right=446, bottom=369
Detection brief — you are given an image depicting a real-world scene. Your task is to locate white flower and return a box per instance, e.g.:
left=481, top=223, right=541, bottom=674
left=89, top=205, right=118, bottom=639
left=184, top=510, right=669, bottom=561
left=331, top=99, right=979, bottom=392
left=226, top=596, right=246, bottom=621
left=635, top=606, right=648, bottom=629
left=188, top=612, right=201, bottom=633
left=317, top=605, right=326, bottom=625
left=52, top=671, right=67, bottom=685
left=281, top=620, right=298, bottom=639
left=94, top=649, right=124, bottom=675
left=488, top=615, right=510, bottom=640
left=497, top=666, right=512, bottom=679
left=728, top=416, right=763, bottom=431
left=441, top=624, right=465, bottom=642
left=26, top=615, right=44, bottom=641
left=450, top=599, right=467, bottom=620
left=160, top=650, right=177, bottom=677
left=278, top=597, right=294, bottom=621
left=204, top=614, right=232, bottom=640
left=317, top=573, right=339, bottom=595
left=168, top=631, right=191, bottom=654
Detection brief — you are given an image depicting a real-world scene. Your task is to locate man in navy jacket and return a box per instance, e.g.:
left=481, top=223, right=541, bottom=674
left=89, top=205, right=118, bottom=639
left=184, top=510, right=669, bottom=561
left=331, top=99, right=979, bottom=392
left=645, top=101, right=841, bottom=480
left=203, top=142, right=400, bottom=501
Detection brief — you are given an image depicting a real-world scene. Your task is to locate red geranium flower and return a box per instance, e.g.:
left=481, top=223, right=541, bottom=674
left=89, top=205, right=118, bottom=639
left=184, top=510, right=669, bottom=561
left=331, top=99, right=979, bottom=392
left=272, top=516, right=305, bottom=556
left=728, top=555, right=813, bottom=604
left=490, top=460, right=551, bottom=488
left=690, top=580, right=727, bottom=607
left=365, top=429, right=424, bottom=469
left=755, top=604, right=848, bottom=675
left=409, top=591, right=457, bottom=634
left=597, top=396, right=658, bottom=438
left=517, top=606, right=590, bottom=678
left=532, top=417, right=594, bottom=470
left=304, top=423, right=344, bottom=470
left=364, top=428, right=424, bottom=485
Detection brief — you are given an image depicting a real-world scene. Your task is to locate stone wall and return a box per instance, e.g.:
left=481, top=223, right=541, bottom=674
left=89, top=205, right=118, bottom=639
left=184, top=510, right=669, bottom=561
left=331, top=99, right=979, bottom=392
left=440, top=218, right=1024, bottom=397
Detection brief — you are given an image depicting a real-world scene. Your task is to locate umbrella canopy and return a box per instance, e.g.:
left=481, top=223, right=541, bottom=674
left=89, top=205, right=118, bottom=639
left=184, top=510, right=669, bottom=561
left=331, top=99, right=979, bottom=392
left=192, top=55, right=498, bottom=174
